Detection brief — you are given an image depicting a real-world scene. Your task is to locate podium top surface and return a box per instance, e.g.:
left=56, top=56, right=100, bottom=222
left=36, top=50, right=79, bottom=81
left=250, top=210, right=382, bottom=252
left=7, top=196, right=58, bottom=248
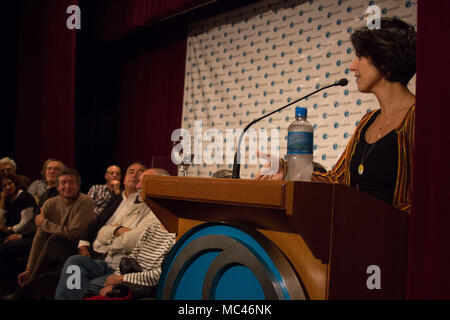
left=142, top=176, right=294, bottom=209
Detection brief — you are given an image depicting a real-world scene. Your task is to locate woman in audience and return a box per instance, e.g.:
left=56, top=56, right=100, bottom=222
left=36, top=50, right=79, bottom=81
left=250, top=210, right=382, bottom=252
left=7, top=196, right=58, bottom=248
left=0, top=174, right=37, bottom=242
left=0, top=174, right=38, bottom=295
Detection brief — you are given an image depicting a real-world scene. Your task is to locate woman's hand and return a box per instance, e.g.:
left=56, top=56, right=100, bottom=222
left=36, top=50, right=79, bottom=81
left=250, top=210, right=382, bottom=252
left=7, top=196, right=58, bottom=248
left=254, top=151, right=286, bottom=181
left=4, top=233, right=22, bottom=243
left=99, top=285, right=114, bottom=297
left=104, top=274, right=124, bottom=287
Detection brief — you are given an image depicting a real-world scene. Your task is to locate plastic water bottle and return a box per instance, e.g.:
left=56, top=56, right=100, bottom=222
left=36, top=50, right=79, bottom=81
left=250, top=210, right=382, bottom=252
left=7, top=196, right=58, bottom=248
left=286, top=107, right=314, bottom=181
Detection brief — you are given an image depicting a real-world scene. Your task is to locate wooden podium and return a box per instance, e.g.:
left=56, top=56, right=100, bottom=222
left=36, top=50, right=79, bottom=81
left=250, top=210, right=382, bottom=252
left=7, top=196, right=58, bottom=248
left=142, top=176, right=409, bottom=300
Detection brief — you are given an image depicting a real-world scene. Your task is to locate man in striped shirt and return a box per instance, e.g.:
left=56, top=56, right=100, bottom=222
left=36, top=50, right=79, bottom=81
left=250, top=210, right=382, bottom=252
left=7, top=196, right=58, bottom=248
left=54, top=169, right=176, bottom=300
left=87, top=165, right=122, bottom=215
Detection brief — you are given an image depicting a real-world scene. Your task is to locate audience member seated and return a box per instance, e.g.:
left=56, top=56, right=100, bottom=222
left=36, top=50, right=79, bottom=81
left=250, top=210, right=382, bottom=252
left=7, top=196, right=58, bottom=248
left=0, top=174, right=37, bottom=296
left=56, top=220, right=175, bottom=300
left=0, top=174, right=37, bottom=242
left=87, top=165, right=122, bottom=215
left=78, top=165, right=161, bottom=268
left=79, top=162, right=147, bottom=258
left=2, top=164, right=165, bottom=300
left=3, top=168, right=95, bottom=299
left=55, top=167, right=173, bottom=299
left=27, top=159, right=64, bottom=201
left=0, top=161, right=65, bottom=296
left=0, top=157, right=31, bottom=190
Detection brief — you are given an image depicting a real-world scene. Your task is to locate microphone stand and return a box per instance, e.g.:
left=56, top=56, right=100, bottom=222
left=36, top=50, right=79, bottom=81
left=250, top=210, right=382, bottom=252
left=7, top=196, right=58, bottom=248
left=231, top=79, right=348, bottom=179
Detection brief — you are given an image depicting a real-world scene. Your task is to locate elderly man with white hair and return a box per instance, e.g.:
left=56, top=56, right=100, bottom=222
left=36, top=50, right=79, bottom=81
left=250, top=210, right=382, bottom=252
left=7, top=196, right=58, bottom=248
left=0, top=157, right=31, bottom=190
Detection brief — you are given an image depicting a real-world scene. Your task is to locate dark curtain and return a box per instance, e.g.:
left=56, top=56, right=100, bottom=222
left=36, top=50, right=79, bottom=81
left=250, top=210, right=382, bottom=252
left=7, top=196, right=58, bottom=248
left=407, top=0, right=450, bottom=299
left=114, top=25, right=186, bottom=175
left=1, top=2, right=20, bottom=158
left=13, top=0, right=78, bottom=180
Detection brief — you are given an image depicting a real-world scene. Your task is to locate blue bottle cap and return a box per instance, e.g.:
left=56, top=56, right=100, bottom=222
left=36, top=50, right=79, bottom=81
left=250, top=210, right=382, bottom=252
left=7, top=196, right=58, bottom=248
left=296, top=107, right=307, bottom=117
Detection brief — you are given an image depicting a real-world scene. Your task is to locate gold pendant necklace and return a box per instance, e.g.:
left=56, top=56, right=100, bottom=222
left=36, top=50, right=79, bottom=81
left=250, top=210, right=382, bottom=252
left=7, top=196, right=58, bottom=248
left=358, top=114, right=390, bottom=175
left=358, top=142, right=376, bottom=175
left=358, top=163, right=365, bottom=175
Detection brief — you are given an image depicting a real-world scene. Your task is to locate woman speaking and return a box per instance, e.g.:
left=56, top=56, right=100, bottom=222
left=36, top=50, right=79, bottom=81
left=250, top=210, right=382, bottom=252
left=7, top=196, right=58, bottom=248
left=256, top=17, right=416, bottom=213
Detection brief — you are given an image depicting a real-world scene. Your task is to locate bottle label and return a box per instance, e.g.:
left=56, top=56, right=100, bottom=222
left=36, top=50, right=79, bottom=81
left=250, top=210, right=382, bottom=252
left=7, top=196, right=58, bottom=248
left=287, top=131, right=313, bottom=154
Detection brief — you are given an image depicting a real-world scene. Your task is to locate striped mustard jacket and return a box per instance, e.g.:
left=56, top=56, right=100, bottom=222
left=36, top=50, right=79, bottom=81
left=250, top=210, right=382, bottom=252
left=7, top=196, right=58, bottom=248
left=311, top=105, right=415, bottom=213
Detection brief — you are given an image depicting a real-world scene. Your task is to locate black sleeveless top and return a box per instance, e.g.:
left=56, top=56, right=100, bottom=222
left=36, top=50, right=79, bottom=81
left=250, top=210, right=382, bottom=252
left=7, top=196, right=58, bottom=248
left=350, top=110, right=398, bottom=205
left=3, top=190, right=37, bottom=227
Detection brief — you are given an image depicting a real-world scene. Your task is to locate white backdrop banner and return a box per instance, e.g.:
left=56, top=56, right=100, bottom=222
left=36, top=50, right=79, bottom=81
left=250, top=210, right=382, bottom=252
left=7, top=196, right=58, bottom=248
left=179, top=0, right=417, bottom=178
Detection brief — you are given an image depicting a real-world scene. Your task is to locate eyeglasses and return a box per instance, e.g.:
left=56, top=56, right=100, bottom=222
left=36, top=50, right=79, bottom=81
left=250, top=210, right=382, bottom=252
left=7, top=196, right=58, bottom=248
left=0, top=167, right=13, bottom=174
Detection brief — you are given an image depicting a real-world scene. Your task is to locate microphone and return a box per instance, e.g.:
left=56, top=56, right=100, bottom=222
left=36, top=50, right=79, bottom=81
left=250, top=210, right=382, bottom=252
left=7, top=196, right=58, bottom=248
left=231, top=78, right=348, bottom=179
left=337, top=78, right=348, bottom=86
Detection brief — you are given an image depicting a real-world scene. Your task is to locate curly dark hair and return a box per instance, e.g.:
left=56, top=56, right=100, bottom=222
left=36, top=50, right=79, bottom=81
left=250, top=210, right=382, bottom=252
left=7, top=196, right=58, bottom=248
left=0, top=173, right=18, bottom=188
left=351, top=17, right=416, bottom=86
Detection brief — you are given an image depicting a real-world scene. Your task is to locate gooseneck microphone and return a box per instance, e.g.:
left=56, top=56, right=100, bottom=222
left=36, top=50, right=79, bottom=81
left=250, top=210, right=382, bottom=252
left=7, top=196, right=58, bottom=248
left=231, top=78, right=349, bottom=179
